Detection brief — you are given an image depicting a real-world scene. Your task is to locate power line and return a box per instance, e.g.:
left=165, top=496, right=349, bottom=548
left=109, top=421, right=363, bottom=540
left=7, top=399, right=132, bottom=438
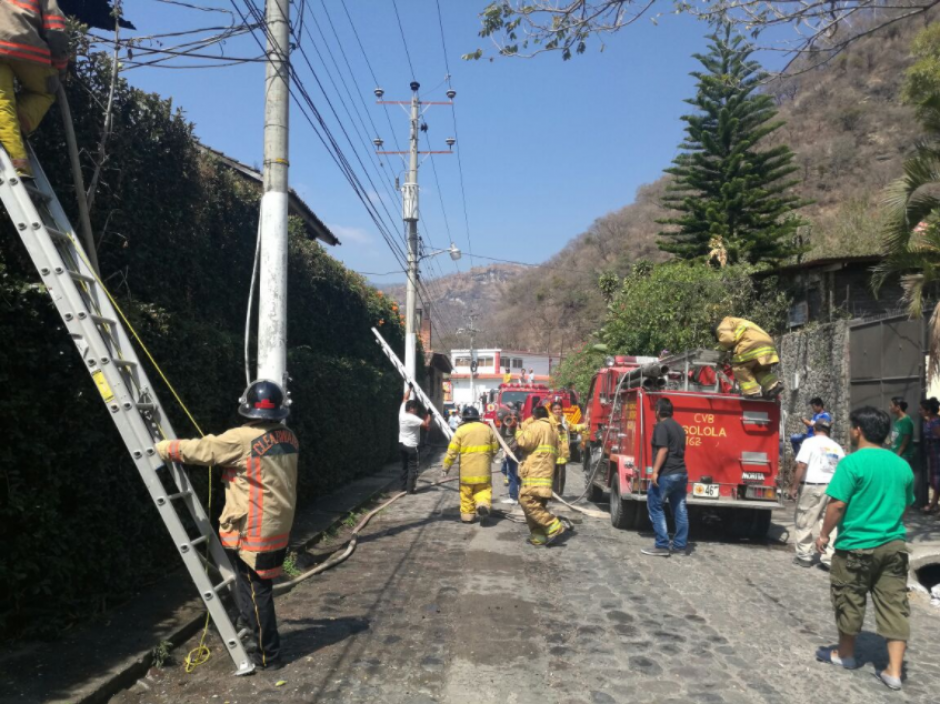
left=390, top=0, right=416, bottom=80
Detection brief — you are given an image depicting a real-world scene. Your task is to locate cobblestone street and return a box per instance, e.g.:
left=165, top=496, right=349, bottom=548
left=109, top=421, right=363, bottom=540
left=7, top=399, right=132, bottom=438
left=111, top=463, right=940, bottom=704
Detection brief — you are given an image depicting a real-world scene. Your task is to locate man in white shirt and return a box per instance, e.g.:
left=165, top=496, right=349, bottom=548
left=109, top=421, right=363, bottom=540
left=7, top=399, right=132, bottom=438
left=789, top=419, right=845, bottom=568
left=399, top=385, right=431, bottom=493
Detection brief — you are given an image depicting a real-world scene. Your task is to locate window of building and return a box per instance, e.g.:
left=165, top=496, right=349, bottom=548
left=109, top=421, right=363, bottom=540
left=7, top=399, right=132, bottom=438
left=476, top=356, right=494, bottom=368
left=512, top=358, right=523, bottom=369
left=454, top=356, right=472, bottom=368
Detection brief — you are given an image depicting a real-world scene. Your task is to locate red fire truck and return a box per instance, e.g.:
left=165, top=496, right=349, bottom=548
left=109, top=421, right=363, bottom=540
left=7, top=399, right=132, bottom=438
left=483, top=383, right=583, bottom=457
left=582, top=350, right=782, bottom=539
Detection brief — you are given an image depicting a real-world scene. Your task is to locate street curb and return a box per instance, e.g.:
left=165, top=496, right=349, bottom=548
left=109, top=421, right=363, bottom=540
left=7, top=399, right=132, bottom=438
left=73, top=468, right=408, bottom=704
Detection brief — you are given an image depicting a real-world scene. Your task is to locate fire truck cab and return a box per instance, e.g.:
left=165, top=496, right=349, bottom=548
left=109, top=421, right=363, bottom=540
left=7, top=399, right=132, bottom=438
left=584, top=350, right=782, bottom=539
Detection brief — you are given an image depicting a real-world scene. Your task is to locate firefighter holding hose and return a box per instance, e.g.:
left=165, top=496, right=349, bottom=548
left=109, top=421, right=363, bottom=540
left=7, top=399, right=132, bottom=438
left=155, top=380, right=298, bottom=671
left=442, top=406, right=500, bottom=524
left=516, top=405, right=567, bottom=546
left=713, top=316, right=783, bottom=399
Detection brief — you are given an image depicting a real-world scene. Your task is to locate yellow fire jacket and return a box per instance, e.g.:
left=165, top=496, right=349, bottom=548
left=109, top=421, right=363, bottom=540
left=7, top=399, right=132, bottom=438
left=156, top=422, right=299, bottom=579
left=715, top=316, right=779, bottom=367
left=516, top=418, right=558, bottom=497
left=550, top=415, right=587, bottom=464
left=443, top=420, right=499, bottom=485
left=0, top=0, right=69, bottom=69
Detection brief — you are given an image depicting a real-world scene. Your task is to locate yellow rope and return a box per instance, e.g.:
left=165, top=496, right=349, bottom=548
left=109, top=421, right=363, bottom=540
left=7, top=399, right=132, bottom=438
left=65, top=224, right=217, bottom=671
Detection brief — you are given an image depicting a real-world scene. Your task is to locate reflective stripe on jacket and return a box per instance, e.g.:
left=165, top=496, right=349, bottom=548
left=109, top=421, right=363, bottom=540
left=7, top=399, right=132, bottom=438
left=516, top=418, right=558, bottom=497
left=443, top=420, right=498, bottom=484
left=715, top=316, right=779, bottom=366
left=0, top=0, right=69, bottom=68
left=156, top=422, right=299, bottom=579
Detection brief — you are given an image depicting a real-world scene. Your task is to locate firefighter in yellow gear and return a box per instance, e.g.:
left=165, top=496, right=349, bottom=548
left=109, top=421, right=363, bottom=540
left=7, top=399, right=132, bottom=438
left=516, top=405, right=567, bottom=546
left=442, top=405, right=499, bottom=523
left=0, top=0, right=69, bottom=177
left=714, top=316, right=782, bottom=398
left=155, top=380, right=297, bottom=670
left=549, top=399, right=588, bottom=496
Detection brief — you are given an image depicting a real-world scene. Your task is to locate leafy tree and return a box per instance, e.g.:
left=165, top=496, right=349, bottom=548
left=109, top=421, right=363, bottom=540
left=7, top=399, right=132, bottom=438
left=600, top=261, right=789, bottom=356
left=552, top=344, right=607, bottom=398
left=658, top=25, right=807, bottom=266
left=873, top=93, right=940, bottom=379
left=902, top=24, right=940, bottom=120
left=470, top=0, right=932, bottom=69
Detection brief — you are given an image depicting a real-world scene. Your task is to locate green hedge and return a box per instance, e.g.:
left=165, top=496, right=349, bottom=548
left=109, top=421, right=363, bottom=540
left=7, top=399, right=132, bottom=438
left=0, top=43, right=415, bottom=638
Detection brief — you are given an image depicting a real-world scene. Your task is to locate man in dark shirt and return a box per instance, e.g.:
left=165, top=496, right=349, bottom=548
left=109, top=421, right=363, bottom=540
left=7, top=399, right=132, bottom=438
left=642, top=397, right=690, bottom=557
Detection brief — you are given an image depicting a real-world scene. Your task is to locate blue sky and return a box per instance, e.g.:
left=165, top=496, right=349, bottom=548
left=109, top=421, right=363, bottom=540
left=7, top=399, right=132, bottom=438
left=116, top=1, right=788, bottom=285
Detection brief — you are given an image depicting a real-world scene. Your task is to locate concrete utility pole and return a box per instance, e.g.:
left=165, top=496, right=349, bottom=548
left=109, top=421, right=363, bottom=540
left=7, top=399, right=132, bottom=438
left=458, top=312, right=480, bottom=408
left=374, top=83, right=457, bottom=391
left=403, top=82, right=420, bottom=388
left=258, top=0, right=291, bottom=388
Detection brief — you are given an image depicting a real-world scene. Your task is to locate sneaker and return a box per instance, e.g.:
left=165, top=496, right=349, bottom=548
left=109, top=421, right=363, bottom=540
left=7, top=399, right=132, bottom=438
left=793, top=557, right=814, bottom=568
left=477, top=505, right=491, bottom=525
left=501, top=498, right=518, bottom=505
left=641, top=546, right=671, bottom=557
left=671, top=547, right=692, bottom=557
left=817, top=561, right=831, bottom=572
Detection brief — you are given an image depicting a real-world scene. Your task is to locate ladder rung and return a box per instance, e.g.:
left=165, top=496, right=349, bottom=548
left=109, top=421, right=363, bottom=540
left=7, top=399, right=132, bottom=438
left=165, top=490, right=193, bottom=501
left=67, top=270, right=95, bottom=285
left=91, top=314, right=116, bottom=326
left=213, top=574, right=236, bottom=592
left=24, top=183, right=51, bottom=201
left=48, top=227, right=71, bottom=242
left=113, top=359, right=138, bottom=369
left=190, top=535, right=208, bottom=547
left=136, top=402, right=156, bottom=412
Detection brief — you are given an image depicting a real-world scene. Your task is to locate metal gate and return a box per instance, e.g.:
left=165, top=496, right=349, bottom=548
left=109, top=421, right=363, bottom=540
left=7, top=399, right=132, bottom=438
left=850, top=314, right=925, bottom=413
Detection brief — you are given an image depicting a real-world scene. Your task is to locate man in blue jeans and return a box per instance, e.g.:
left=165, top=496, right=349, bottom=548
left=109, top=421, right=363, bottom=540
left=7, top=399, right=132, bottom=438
left=642, top=397, right=690, bottom=557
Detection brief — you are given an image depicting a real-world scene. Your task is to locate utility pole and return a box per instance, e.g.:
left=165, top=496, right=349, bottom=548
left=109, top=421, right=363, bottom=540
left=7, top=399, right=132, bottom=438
left=374, top=83, right=456, bottom=390
left=458, top=312, right=480, bottom=408
left=403, top=82, right=420, bottom=390
left=257, top=0, right=291, bottom=389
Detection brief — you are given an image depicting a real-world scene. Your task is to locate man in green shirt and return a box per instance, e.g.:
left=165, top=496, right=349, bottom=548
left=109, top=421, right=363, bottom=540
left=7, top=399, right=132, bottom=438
left=815, top=406, right=914, bottom=691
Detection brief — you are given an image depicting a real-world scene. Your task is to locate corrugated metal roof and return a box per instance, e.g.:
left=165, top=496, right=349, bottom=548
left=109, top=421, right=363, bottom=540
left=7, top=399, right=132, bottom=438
left=756, top=255, right=882, bottom=276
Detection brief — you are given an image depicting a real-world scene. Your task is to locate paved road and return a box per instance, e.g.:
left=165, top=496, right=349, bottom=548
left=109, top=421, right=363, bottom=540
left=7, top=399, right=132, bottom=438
left=111, top=463, right=940, bottom=704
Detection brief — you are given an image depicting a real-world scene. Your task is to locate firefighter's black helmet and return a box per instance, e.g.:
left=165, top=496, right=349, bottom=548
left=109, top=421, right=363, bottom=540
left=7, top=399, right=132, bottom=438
left=239, top=380, right=290, bottom=421
left=461, top=405, right=480, bottom=421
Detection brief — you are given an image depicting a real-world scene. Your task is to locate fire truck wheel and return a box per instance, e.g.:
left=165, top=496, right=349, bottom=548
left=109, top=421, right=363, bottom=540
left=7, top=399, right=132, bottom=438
left=587, top=480, right=604, bottom=503
left=609, top=475, right=637, bottom=530
left=751, top=509, right=772, bottom=539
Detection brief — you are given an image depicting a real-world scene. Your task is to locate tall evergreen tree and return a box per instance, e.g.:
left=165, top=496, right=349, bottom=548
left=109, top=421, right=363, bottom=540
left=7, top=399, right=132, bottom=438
left=658, top=24, right=806, bottom=265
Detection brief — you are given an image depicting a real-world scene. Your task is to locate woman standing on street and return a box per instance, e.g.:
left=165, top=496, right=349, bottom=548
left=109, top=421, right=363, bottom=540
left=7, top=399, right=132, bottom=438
left=889, top=397, right=915, bottom=467
left=919, top=398, right=940, bottom=513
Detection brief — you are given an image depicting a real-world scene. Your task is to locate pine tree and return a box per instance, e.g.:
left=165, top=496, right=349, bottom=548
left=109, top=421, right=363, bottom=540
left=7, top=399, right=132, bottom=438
left=658, top=24, right=806, bottom=265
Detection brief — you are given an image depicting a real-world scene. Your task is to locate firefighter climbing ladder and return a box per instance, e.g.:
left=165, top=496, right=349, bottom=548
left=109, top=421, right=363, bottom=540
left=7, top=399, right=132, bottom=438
left=1, top=147, right=254, bottom=676
left=372, top=327, right=453, bottom=440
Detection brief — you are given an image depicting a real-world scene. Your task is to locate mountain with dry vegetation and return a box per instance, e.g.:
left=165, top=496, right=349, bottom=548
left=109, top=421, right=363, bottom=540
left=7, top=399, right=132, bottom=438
left=407, top=14, right=932, bottom=353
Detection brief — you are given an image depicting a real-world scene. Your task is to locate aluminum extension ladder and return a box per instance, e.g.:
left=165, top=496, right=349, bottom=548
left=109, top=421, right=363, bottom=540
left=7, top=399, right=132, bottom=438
left=1, top=146, right=254, bottom=675
left=371, top=327, right=453, bottom=441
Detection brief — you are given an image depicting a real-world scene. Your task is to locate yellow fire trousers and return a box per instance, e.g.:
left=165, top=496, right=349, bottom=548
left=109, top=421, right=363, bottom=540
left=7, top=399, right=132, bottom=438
left=459, top=482, right=492, bottom=522
left=0, top=61, right=58, bottom=172
left=519, top=491, right=563, bottom=542
left=732, top=361, right=779, bottom=397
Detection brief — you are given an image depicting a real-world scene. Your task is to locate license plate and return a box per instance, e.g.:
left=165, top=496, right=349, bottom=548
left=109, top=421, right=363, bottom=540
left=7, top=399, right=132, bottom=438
left=692, top=483, right=720, bottom=499
left=742, top=472, right=765, bottom=482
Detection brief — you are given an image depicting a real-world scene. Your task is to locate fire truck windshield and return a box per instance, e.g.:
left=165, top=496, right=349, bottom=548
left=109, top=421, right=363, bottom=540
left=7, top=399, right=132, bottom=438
left=500, top=391, right=532, bottom=406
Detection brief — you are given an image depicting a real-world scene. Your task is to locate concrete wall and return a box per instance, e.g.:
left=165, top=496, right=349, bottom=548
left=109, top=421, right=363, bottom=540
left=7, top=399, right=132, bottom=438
left=777, top=321, right=852, bottom=480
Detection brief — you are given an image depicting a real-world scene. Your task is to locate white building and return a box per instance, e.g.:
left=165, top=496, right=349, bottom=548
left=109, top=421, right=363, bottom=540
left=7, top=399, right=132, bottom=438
left=448, top=348, right=556, bottom=407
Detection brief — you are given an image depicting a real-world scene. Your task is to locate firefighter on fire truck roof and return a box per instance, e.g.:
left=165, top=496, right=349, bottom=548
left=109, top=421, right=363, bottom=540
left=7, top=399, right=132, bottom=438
left=155, top=380, right=298, bottom=670
left=714, top=316, right=783, bottom=399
